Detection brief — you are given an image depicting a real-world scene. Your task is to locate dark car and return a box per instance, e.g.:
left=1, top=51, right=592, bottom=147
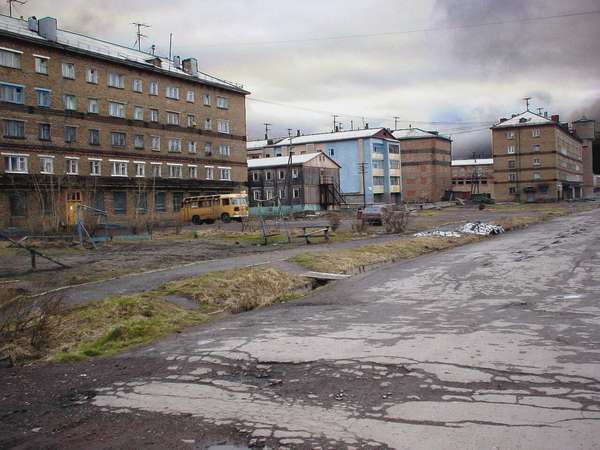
left=358, top=204, right=390, bottom=225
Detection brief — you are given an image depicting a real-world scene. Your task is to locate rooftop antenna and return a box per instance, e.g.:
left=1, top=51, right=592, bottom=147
left=536, top=107, right=543, bottom=115
left=263, top=123, right=271, bottom=140
left=393, top=116, right=400, bottom=130
left=7, top=0, right=26, bottom=17
left=523, top=97, right=532, bottom=112
left=132, top=22, right=151, bottom=52
left=168, top=33, right=173, bottom=64
left=150, top=44, right=156, bottom=55
left=332, top=115, right=339, bottom=133
left=350, top=120, right=354, bottom=131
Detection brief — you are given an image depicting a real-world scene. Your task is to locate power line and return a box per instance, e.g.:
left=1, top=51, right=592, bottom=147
left=198, top=9, right=600, bottom=48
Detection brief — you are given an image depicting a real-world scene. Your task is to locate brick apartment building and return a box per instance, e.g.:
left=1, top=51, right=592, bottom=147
left=0, top=15, right=249, bottom=231
left=451, top=158, right=495, bottom=199
left=572, top=116, right=597, bottom=198
left=491, top=111, right=583, bottom=202
left=391, top=127, right=451, bottom=203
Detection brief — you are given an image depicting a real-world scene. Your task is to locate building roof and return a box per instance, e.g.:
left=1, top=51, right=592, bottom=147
left=0, top=14, right=248, bottom=94
left=270, top=128, right=395, bottom=147
left=392, top=127, right=451, bottom=141
left=247, top=152, right=340, bottom=169
left=451, top=158, right=494, bottom=166
left=492, top=111, right=554, bottom=129
left=246, top=138, right=285, bottom=151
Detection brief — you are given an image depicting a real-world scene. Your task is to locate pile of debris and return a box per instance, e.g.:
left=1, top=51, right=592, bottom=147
left=413, top=230, right=462, bottom=238
left=458, top=222, right=505, bottom=236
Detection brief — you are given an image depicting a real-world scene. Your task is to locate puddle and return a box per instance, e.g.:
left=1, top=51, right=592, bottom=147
left=561, top=294, right=583, bottom=300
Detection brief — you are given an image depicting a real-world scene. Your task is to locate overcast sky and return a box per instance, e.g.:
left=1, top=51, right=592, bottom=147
left=10, top=0, right=600, bottom=158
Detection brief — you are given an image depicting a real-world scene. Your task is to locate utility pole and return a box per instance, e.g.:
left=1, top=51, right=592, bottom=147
left=7, top=0, right=26, bottom=17
left=523, top=97, right=532, bottom=112
left=358, top=162, right=369, bottom=208
left=263, top=123, right=271, bottom=140
left=132, top=22, right=151, bottom=52
left=393, top=116, right=400, bottom=130
left=332, top=115, right=339, bottom=132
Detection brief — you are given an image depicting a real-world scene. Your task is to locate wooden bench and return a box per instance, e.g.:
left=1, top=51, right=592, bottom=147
left=301, top=225, right=331, bottom=244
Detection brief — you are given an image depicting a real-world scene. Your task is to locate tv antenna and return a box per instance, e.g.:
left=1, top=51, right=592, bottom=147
left=263, top=123, right=271, bottom=140
left=132, top=22, right=151, bottom=52
left=523, top=97, right=532, bottom=112
left=393, top=116, right=401, bottom=130
left=7, top=0, right=26, bottom=18
left=536, top=107, right=543, bottom=115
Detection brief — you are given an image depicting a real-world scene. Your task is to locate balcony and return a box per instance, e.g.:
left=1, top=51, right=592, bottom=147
left=372, top=185, right=385, bottom=194
left=371, top=152, right=384, bottom=160
left=390, top=185, right=401, bottom=193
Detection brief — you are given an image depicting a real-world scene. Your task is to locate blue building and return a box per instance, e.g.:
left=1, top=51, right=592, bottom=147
left=253, top=128, right=402, bottom=205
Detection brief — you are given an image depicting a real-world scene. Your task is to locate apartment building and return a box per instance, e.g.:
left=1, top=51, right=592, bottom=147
left=391, top=127, right=452, bottom=203
left=572, top=116, right=597, bottom=198
left=491, top=111, right=583, bottom=202
left=451, top=158, right=495, bottom=199
left=254, top=128, right=402, bottom=205
left=0, top=15, right=249, bottom=230
left=247, top=152, right=341, bottom=215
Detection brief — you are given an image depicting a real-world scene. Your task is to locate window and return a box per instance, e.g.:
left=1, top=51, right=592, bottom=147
left=108, top=72, right=124, bottom=88
left=533, top=172, right=541, bottom=180
left=186, top=90, right=195, bottom=102
left=253, top=190, right=262, bottom=201
left=134, top=106, right=144, bottom=121
left=3, top=154, right=28, bottom=173
left=135, top=162, right=145, bottom=177
left=62, top=62, right=75, bottom=79
left=278, top=170, right=285, bottom=180
left=507, top=145, right=515, bottom=154
left=132, top=79, right=143, bottom=92
left=279, top=188, right=286, bottom=200
left=63, top=94, right=77, bottom=111
left=86, top=67, right=98, bottom=84
left=150, top=109, right=159, bottom=122
left=89, top=159, right=101, bottom=176
left=173, top=192, right=184, bottom=212
left=265, top=189, right=274, bottom=201
left=187, top=114, right=195, bottom=128
left=217, top=119, right=230, bottom=134
left=532, top=128, right=541, bottom=138
left=291, top=168, right=299, bottom=178
left=251, top=171, right=259, bottom=182
left=205, top=166, right=213, bottom=180
left=532, top=144, right=541, bottom=152
left=373, top=176, right=385, bottom=186
left=328, top=148, right=335, bottom=157
left=216, top=96, right=229, bottom=109
left=91, top=191, right=105, bottom=212
left=111, top=160, right=128, bottom=176
left=34, top=56, right=49, bottom=74
left=88, top=98, right=99, bottom=114
left=167, top=111, right=180, bottom=125
left=108, top=101, right=125, bottom=118
left=506, top=131, right=515, bottom=139
left=265, top=171, right=272, bottom=181
left=111, top=132, right=126, bottom=147
left=38, top=123, right=50, bottom=141
left=149, top=81, right=158, bottom=96
left=155, top=192, right=166, bottom=212
left=0, top=48, right=21, bottom=68
left=390, top=176, right=401, bottom=185
left=203, top=93, right=211, bottom=106
left=39, top=156, right=54, bottom=174
left=509, top=187, right=517, bottom=194
left=151, top=163, right=161, bottom=177
left=135, top=192, right=148, bottom=214
left=134, top=134, right=144, bottom=149
left=204, top=118, right=212, bottom=130
left=168, top=164, right=183, bottom=178
left=9, top=192, right=26, bottom=216
left=35, top=88, right=51, bottom=107
left=219, top=144, right=231, bottom=156
left=204, top=142, right=213, bottom=155
left=3, top=120, right=25, bottom=138
left=166, top=85, right=179, bottom=99
left=113, top=191, right=127, bottom=214
left=151, top=136, right=160, bottom=151
left=533, top=158, right=541, bottom=166
left=219, top=167, right=231, bottom=181
left=390, top=159, right=401, bottom=169
left=167, top=138, right=182, bottom=152
left=66, top=158, right=79, bottom=175
left=89, top=128, right=100, bottom=145
left=0, top=82, right=24, bottom=104
left=188, top=165, right=197, bottom=178
left=508, top=160, right=516, bottom=169
left=293, top=188, right=300, bottom=199
left=64, top=126, right=77, bottom=143
left=188, top=141, right=197, bottom=153
left=508, top=172, right=517, bottom=182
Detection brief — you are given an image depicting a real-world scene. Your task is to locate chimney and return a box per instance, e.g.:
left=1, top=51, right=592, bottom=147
left=335, top=125, right=339, bottom=132
left=27, top=16, right=38, bottom=32
left=551, top=114, right=560, bottom=123
left=38, top=17, right=57, bottom=42
left=544, top=111, right=548, bottom=118
left=146, top=56, right=162, bottom=68
left=499, top=118, right=507, bottom=123
left=296, top=129, right=301, bottom=137
left=365, top=123, right=369, bottom=129
left=182, top=57, right=198, bottom=76
left=172, top=55, right=181, bottom=68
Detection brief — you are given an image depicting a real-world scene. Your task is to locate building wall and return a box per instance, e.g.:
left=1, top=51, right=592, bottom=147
left=492, top=124, right=583, bottom=202
left=0, top=34, right=247, bottom=229
left=451, top=164, right=495, bottom=198
left=399, top=137, right=451, bottom=203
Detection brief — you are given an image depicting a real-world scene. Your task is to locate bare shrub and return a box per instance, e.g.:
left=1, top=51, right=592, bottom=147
left=327, top=211, right=342, bottom=231
left=382, top=205, right=410, bottom=234
left=241, top=216, right=258, bottom=232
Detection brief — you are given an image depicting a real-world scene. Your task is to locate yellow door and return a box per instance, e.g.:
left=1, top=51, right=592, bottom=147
left=66, top=191, right=82, bottom=226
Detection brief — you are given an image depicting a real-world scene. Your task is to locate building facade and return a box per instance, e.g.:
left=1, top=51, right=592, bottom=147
left=247, top=153, right=341, bottom=215
left=572, top=116, right=597, bottom=198
left=253, top=128, right=402, bottom=205
left=391, top=128, right=452, bottom=203
left=0, top=15, right=248, bottom=231
left=451, top=158, right=495, bottom=199
left=491, top=111, right=583, bottom=202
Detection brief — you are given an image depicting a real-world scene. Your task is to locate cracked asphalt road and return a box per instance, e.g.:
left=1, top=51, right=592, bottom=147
left=3, top=209, right=600, bottom=449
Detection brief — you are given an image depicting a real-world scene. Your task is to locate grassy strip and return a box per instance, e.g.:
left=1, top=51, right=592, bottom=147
left=2, top=268, right=308, bottom=364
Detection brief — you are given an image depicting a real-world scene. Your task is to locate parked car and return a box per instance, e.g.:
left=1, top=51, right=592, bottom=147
left=357, top=204, right=390, bottom=225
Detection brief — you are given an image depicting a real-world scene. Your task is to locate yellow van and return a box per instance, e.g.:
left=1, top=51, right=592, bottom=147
left=181, top=193, right=248, bottom=224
